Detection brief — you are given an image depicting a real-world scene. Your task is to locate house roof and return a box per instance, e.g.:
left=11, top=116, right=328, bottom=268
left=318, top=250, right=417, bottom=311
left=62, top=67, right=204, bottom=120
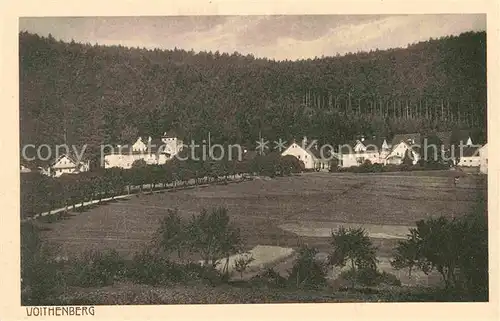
left=336, top=137, right=388, bottom=155
left=391, top=140, right=421, bottom=156
left=51, top=154, right=79, bottom=167
left=391, top=133, right=421, bottom=147
left=288, top=139, right=329, bottom=160
left=357, top=138, right=389, bottom=150
left=109, top=137, right=179, bottom=155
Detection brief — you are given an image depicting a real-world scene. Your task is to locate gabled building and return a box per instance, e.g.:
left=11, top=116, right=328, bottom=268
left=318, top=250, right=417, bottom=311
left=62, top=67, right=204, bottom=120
left=338, top=136, right=391, bottom=167
left=50, top=154, right=90, bottom=177
left=281, top=137, right=330, bottom=171
left=386, top=133, right=421, bottom=165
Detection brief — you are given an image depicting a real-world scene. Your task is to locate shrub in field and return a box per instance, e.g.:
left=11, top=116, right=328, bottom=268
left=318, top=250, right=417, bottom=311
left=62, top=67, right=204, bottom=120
left=66, top=249, right=126, bottom=287
left=328, top=226, right=378, bottom=289
left=287, top=245, right=327, bottom=289
left=279, top=155, right=303, bottom=175
left=391, top=229, right=420, bottom=279
left=339, top=268, right=401, bottom=287
left=251, top=268, right=287, bottom=288
left=126, top=248, right=173, bottom=285
left=153, top=208, right=187, bottom=261
left=233, top=252, right=255, bottom=279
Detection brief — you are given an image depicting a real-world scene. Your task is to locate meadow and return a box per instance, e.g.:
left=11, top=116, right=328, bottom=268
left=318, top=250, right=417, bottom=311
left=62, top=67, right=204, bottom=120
left=34, top=171, right=485, bottom=285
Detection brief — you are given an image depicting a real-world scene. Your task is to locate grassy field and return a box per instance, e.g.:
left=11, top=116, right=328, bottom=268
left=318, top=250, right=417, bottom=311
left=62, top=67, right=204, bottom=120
left=37, top=170, right=485, bottom=257
left=31, top=170, right=486, bottom=301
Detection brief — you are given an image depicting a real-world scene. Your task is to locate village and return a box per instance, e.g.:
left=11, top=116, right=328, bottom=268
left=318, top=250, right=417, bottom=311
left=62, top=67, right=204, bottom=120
left=21, top=128, right=488, bottom=177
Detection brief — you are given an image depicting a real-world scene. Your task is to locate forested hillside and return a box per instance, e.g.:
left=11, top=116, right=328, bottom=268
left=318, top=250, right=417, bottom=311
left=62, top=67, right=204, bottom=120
left=19, top=31, right=486, bottom=160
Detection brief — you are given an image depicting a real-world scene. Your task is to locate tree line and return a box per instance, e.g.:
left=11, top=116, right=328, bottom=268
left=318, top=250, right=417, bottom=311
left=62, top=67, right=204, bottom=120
left=20, top=154, right=303, bottom=219
left=19, top=31, right=486, bottom=162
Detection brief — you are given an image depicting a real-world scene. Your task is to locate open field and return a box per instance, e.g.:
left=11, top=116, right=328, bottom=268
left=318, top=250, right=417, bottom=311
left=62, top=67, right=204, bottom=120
left=35, top=170, right=485, bottom=286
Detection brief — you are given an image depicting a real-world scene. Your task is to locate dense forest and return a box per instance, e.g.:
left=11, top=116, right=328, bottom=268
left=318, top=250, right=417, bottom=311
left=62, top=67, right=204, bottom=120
left=19, top=31, right=486, bottom=162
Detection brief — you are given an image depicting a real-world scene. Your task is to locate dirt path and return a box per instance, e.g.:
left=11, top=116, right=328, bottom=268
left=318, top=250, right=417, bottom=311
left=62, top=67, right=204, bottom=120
left=279, top=221, right=412, bottom=239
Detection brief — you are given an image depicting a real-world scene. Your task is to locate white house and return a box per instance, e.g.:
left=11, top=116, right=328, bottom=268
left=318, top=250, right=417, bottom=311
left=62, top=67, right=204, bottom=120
left=281, top=137, right=330, bottom=170
left=338, top=137, right=391, bottom=168
left=479, top=143, right=488, bottom=174
left=104, top=131, right=184, bottom=169
left=50, top=154, right=90, bottom=177
left=386, top=134, right=421, bottom=165
left=456, top=146, right=481, bottom=167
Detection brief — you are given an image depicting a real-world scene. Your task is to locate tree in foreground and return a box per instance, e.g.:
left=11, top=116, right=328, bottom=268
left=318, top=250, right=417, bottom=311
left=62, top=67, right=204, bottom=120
left=328, top=227, right=378, bottom=289
left=391, top=229, right=421, bottom=279
left=391, top=211, right=488, bottom=299
left=288, top=245, right=326, bottom=289
left=187, top=207, right=242, bottom=278
left=154, top=209, right=187, bottom=262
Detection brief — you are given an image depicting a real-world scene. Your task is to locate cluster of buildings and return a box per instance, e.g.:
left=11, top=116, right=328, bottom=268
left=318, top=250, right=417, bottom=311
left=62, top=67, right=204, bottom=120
left=21, top=154, right=90, bottom=178
left=281, top=130, right=488, bottom=174
left=103, top=131, right=184, bottom=169
left=21, top=129, right=488, bottom=177
left=20, top=130, right=184, bottom=177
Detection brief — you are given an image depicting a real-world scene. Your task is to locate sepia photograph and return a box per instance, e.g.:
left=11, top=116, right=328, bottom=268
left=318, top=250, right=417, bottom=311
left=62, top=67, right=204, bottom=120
left=17, top=14, right=489, bottom=307
left=2, top=4, right=496, bottom=318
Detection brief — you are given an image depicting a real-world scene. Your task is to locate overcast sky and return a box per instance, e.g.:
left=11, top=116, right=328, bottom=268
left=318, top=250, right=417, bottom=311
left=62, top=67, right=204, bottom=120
left=19, top=15, right=485, bottom=61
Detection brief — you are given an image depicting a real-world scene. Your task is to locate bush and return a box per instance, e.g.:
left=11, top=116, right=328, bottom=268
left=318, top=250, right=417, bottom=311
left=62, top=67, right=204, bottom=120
left=65, top=249, right=127, bottom=287
left=234, top=253, right=255, bottom=279
left=378, top=271, right=402, bottom=286
left=250, top=268, right=287, bottom=288
left=126, top=249, right=223, bottom=286
left=288, top=246, right=327, bottom=289
left=339, top=268, right=401, bottom=287
left=22, top=250, right=64, bottom=305
left=126, top=249, right=173, bottom=285
left=21, top=222, right=63, bottom=305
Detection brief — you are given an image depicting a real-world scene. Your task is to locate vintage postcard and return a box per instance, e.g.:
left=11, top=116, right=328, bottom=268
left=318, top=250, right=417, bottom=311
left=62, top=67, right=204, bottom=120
left=1, top=0, right=499, bottom=320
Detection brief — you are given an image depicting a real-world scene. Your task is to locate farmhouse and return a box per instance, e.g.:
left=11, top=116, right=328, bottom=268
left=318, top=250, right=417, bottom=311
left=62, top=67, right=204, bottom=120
left=281, top=137, right=330, bottom=171
left=386, top=133, right=421, bottom=165
left=104, top=131, right=184, bottom=169
left=338, top=137, right=391, bottom=167
left=50, top=154, right=90, bottom=177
